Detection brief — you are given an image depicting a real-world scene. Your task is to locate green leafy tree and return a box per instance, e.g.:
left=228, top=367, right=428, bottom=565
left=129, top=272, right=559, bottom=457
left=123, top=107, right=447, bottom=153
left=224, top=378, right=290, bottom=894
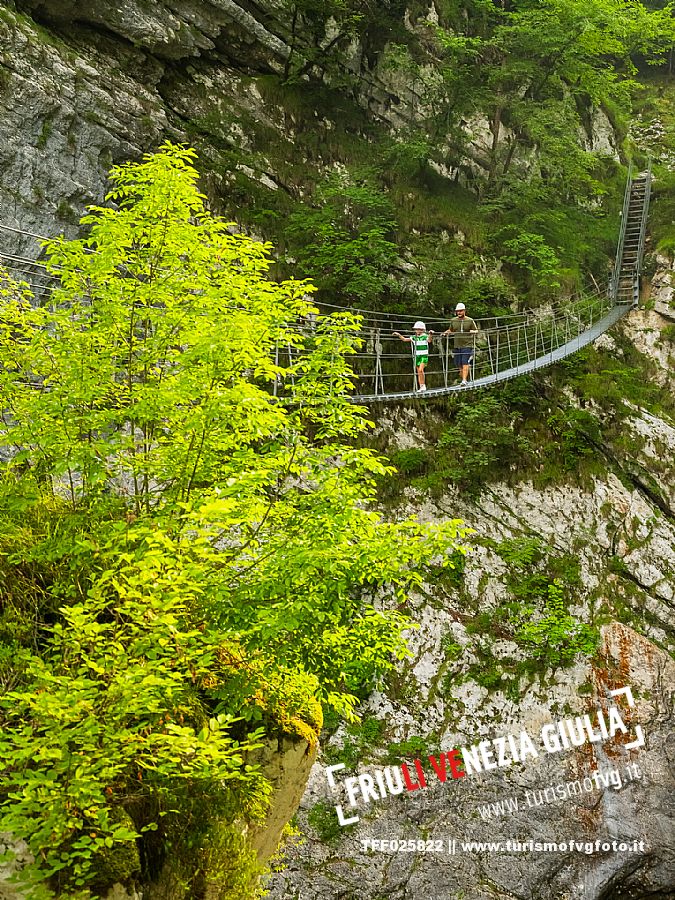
left=286, top=168, right=399, bottom=304
left=501, top=231, right=562, bottom=288
left=0, top=144, right=466, bottom=897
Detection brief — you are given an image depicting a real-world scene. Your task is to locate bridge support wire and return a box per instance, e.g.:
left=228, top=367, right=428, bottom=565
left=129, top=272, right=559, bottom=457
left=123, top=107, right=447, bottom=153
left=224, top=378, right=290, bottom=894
left=373, top=328, right=384, bottom=397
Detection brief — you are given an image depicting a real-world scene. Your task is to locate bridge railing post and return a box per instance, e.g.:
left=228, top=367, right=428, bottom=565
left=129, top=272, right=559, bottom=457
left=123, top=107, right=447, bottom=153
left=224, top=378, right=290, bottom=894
left=374, top=328, right=383, bottom=396
left=548, top=318, right=555, bottom=362
left=515, top=326, right=521, bottom=374
left=523, top=320, right=531, bottom=367
left=532, top=320, right=537, bottom=362
left=486, top=328, right=495, bottom=378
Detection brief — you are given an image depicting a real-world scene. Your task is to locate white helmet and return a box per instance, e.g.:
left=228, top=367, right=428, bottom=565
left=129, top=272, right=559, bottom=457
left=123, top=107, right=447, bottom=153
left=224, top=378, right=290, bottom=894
left=455, top=303, right=466, bottom=311
left=413, top=320, right=426, bottom=330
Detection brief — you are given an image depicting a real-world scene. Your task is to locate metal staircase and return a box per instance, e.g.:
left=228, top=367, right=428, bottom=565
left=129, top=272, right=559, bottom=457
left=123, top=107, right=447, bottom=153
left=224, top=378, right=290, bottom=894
left=611, top=162, right=652, bottom=307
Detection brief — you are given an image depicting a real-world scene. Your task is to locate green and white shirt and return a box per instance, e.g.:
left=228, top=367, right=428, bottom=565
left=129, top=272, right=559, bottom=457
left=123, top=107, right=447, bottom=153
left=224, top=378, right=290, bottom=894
left=413, top=333, right=429, bottom=359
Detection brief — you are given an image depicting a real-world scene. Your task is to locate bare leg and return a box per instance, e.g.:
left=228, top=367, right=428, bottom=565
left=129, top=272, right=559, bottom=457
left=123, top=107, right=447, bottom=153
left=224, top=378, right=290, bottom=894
left=417, top=363, right=426, bottom=388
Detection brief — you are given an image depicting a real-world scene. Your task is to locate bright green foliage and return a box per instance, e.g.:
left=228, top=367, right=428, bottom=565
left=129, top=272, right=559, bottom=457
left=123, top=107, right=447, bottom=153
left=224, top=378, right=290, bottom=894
left=494, top=538, right=598, bottom=667
left=0, top=144, right=467, bottom=896
left=0, top=146, right=313, bottom=510
left=0, top=526, right=269, bottom=895
left=513, top=579, right=599, bottom=665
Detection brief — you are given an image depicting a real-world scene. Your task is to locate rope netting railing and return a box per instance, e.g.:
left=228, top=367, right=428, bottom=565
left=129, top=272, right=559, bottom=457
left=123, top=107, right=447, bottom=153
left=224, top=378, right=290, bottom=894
left=0, top=220, right=634, bottom=403
left=285, top=285, right=621, bottom=400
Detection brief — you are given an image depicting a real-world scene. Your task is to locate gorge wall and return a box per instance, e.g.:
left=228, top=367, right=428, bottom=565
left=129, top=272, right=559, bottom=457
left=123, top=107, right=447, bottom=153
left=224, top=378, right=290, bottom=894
left=266, top=382, right=675, bottom=898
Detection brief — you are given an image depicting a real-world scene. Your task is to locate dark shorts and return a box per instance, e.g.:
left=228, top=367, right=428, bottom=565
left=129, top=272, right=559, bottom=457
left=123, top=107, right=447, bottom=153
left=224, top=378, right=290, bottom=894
left=415, top=356, right=428, bottom=366
left=454, top=347, right=473, bottom=367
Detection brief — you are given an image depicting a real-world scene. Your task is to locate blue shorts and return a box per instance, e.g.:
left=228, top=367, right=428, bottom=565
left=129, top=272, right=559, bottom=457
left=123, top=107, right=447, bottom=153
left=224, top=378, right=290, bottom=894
left=454, top=348, right=473, bottom=366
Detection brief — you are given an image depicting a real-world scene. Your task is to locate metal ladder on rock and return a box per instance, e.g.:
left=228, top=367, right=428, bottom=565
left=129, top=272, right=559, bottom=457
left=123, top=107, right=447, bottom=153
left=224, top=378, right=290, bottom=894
left=611, top=162, right=652, bottom=307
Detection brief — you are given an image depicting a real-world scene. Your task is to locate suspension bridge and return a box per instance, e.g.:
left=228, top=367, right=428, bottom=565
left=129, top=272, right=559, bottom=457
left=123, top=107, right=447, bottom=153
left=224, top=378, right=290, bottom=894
left=329, top=164, right=651, bottom=402
left=0, top=165, right=651, bottom=404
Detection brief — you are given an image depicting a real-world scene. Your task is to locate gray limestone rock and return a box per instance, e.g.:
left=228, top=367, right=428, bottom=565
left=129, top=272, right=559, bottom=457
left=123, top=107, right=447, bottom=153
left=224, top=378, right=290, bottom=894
left=267, top=385, right=675, bottom=899
left=267, top=622, right=675, bottom=900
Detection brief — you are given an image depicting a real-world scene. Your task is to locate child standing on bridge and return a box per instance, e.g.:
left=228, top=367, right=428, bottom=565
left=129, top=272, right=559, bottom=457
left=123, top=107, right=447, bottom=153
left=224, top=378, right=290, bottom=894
left=393, top=321, right=433, bottom=392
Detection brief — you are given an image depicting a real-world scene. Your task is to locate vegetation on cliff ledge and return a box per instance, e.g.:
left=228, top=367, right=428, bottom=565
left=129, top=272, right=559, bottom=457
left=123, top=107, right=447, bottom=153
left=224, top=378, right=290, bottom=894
left=184, top=0, right=675, bottom=312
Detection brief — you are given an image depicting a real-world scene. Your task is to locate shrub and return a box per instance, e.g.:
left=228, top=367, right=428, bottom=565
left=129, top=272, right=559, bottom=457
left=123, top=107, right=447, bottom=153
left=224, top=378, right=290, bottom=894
left=513, top=579, right=598, bottom=665
left=307, top=802, right=344, bottom=844
left=391, top=447, right=429, bottom=475
left=436, top=397, right=526, bottom=492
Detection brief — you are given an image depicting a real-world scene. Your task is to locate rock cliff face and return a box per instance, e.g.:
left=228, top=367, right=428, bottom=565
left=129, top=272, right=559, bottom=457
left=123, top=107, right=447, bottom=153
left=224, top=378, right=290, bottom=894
left=266, top=413, right=675, bottom=899
left=268, top=624, right=675, bottom=900
left=0, top=0, right=617, bottom=261
left=264, top=273, right=675, bottom=899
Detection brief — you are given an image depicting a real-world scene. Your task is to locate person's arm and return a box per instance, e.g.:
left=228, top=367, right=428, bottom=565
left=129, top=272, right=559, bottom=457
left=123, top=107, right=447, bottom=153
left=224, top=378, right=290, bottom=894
left=393, top=332, right=411, bottom=342
left=442, top=324, right=454, bottom=337
left=428, top=330, right=434, bottom=344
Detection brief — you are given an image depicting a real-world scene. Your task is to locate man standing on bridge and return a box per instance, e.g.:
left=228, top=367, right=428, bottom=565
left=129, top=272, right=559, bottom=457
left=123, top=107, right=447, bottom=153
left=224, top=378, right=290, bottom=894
left=443, top=303, right=478, bottom=386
